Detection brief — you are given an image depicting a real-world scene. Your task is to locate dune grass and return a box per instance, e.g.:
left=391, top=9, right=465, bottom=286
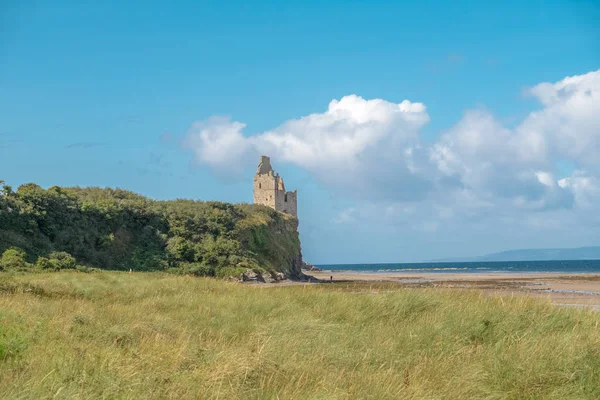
left=1, top=272, right=599, bottom=399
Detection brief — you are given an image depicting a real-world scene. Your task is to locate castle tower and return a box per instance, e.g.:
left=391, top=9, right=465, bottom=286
left=253, top=155, right=297, bottom=217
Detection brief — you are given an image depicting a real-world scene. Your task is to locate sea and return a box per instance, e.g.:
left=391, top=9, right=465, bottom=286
left=316, top=259, right=600, bottom=274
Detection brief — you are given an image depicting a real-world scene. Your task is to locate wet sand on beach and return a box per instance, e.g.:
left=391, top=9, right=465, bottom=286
left=305, top=271, right=600, bottom=308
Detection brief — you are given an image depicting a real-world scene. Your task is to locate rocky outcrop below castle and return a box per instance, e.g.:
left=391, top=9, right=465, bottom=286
left=301, top=261, right=322, bottom=272
left=236, top=206, right=307, bottom=280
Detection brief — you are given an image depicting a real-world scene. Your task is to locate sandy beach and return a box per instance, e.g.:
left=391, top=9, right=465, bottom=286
left=305, top=270, right=600, bottom=309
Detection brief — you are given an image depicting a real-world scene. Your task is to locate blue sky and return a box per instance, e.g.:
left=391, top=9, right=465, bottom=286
left=1, top=1, right=599, bottom=263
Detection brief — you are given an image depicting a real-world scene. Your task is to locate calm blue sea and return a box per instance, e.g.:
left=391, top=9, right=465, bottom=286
left=316, top=260, right=600, bottom=274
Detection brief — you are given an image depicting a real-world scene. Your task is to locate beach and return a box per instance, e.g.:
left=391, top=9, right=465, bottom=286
left=306, top=270, right=600, bottom=308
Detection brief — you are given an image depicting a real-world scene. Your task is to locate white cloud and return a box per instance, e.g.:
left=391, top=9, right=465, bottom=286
left=524, top=69, right=600, bottom=168
left=428, top=70, right=599, bottom=211
left=183, top=116, right=254, bottom=175
left=256, top=95, right=430, bottom=184
left=535, top=171, right=555, bottom=187
left=558, top=171, right=600, bottom=209
left=333, top=208, right=357, bottom=224
left=184, top=70, right=600, bottom=222
left=185, top=95, right=432, bottom=199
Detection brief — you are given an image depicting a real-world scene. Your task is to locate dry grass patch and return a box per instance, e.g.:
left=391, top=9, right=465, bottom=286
left=1, top=271, right=599, bottom=399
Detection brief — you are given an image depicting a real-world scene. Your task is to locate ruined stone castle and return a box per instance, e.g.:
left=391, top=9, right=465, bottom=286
left=253, top=156, right=297, bottom=217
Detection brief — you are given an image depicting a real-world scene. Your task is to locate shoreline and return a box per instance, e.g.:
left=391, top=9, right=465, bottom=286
left=304, top=270, right=600, bottom=308
left=307, top=270, right=600, bottom=280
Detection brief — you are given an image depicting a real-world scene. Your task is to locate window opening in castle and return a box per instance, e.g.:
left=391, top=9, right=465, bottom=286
left=259, top=183, right=261, bottom=189
left=284, top=193, right=288, bottom=202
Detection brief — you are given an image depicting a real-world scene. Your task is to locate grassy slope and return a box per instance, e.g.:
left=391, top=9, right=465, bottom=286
left=0, top=183, right=304, bottom=276
left=1, top=272, right=599, bottom=399
left=234, top=205, right=302, bottom=277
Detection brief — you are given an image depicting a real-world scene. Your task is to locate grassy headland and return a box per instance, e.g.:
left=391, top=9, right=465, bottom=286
left=0, top=182, right=303, bottom=278
left=1, top=271, right=599, bottom=399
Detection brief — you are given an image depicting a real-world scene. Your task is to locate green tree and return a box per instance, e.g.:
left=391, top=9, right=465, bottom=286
left=0, top=248, right=29, bottom=270
left=35, top=257, right=52, bottom=270
left=47, top=252, right=77, bottom=270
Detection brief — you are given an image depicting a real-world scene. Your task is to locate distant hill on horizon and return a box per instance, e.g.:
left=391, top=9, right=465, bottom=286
left=434, top=246, right=600, bottom=263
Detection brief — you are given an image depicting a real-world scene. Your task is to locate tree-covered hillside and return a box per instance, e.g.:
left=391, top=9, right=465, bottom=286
left=0, top=181, right=304, bottom=278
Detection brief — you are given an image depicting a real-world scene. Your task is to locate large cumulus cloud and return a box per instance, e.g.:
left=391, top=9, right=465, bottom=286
left=184, top=70, right=600, bottom=223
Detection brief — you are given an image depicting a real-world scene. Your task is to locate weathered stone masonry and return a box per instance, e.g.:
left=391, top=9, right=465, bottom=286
left=253, top=156, right=298, bottom=217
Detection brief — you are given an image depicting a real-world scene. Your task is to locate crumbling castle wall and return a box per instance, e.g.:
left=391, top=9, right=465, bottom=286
left=253, top=156, right=298, bottom=217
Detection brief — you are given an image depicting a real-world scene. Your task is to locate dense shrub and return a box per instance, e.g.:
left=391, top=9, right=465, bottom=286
left=178, top=262, right=214, bottom=277
left=0, top=248, right=29, bottom=270
left=35, top=257, right=52, bottom=270
left=0, top=182, right=301, bottom=277
left=47, top=252, right=77, bottom=270
left=34, top=252, right=77, bottom=271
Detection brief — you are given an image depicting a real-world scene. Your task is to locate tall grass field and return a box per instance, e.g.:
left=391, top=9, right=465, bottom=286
left=1, top=271, right=599, bottom=399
